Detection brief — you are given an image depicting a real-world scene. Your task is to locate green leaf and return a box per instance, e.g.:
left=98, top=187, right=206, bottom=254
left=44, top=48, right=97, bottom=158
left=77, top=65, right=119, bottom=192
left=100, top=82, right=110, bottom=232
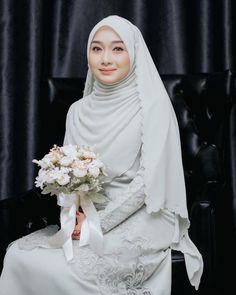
left=89, top=192, right=107, bottom=204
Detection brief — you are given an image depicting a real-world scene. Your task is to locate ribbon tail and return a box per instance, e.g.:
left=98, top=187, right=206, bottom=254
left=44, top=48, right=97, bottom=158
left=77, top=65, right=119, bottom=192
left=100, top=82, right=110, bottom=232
left=79, top=195, right=104, bottom=256
left=79, top=218, right=90, bottom=246
left=48, top=193, right=77, bottom=261
left=62, top=238, right=74, bottom=262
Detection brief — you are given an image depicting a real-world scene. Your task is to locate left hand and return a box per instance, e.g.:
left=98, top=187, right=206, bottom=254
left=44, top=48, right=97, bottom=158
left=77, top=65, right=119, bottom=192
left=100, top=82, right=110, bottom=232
left=72, top=211, right=86, bottom=240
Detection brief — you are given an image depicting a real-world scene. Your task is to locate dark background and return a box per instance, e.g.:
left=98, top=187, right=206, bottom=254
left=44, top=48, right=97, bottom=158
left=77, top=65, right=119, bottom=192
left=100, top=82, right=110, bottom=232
left=0, top=0, right=235, bottom=200
left=0, top=1, right=236, bottom=294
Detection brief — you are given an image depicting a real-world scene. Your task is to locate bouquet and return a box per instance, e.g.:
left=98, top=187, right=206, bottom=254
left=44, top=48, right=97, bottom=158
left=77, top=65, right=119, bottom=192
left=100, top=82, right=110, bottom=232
left=32, top=144, right=107, bottom=261
left=33, top=144, right=107, bottom=202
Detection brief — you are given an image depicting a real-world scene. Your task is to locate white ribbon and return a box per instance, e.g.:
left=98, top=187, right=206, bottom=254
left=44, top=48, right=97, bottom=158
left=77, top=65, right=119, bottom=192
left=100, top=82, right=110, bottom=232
left=48, top=191, right=103, bottom=262
left=79, top=192, right=103, bottom=256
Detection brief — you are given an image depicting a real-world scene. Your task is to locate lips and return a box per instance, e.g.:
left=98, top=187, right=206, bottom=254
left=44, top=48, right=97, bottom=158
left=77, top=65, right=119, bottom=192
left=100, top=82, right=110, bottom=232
left=99, top=68, right=117, bottom=72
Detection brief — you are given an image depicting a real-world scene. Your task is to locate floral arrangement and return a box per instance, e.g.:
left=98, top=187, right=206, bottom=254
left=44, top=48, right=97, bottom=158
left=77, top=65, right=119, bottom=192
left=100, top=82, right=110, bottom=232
left=32, top=144, right=107, bottom=260
left=32, top=144, right=107, bottom=204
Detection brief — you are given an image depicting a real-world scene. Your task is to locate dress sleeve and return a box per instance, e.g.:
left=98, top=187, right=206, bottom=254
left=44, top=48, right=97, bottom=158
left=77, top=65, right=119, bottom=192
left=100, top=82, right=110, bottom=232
left=98, top=165, right=145, bottom=233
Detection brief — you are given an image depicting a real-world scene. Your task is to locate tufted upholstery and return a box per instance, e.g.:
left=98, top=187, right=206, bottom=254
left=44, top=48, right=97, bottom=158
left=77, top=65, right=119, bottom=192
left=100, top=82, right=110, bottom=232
left=0, top=69, right=236, bottom=294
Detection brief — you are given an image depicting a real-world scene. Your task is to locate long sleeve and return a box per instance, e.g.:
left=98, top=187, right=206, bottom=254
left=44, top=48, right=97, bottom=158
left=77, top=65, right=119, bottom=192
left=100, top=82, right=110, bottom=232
left=98, top=165, right=145, bottom=233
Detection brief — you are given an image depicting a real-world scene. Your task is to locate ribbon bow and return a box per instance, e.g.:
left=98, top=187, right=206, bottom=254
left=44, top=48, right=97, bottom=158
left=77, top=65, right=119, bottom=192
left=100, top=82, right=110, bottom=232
left=48, top=192, right=103, bottom=261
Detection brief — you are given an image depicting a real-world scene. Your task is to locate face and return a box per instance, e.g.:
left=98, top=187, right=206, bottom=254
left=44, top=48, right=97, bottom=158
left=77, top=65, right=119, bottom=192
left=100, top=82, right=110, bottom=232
left=88, top=26, right=130, bottom=85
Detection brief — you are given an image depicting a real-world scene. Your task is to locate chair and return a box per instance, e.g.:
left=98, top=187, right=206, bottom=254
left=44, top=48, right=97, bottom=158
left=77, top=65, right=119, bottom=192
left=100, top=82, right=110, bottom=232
left=1, top=70, right=236, bottom=294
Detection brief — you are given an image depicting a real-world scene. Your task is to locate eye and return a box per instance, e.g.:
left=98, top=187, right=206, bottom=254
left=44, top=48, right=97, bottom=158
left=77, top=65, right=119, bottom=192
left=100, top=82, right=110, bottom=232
left=91, top=46, right=102, bottom=52
left=113, top=47, right=124, bottom=52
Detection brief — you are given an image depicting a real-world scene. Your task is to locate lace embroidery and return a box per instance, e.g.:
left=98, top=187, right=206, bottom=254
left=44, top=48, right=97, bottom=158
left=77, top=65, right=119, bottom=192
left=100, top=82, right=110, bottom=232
left=70, top=242, right=99, bottom=280
left=69, top=167, right=154, bottom=293
left=99, top=171, right=145, bottom=233
left=96, top=257, right=153, bottom=295
left=17, top=165, right=156, bottom=294
left=95, top=237, right=154, bottom=295
left=108, top=204, right=146, bottom=240
left=70, top=237, right=154, bottom=295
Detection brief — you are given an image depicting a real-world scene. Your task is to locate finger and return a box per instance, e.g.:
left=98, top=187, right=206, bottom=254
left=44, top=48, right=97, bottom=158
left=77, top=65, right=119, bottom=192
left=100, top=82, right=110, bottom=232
left=72, top=229, right=80, bottom=234
left=72, top=231, right=80, bottom=237
left=72, top=232, right=80, bottom=238
left=72, top=232, right=79, bottom=236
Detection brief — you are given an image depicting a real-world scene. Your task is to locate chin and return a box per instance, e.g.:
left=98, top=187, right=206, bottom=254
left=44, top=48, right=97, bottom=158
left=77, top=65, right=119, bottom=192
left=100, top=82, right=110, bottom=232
left=97, top=77, right=120, bottom=85
left=98, top=74, right=129, bottom=85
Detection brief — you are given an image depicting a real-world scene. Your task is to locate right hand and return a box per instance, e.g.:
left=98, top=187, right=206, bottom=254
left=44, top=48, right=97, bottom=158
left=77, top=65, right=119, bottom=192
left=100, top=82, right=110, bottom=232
left=72, top=211, right=86, bottom=240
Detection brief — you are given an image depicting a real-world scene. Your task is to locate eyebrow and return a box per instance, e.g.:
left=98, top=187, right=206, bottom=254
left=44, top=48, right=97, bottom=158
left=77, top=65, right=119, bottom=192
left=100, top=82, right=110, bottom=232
left=91, top=40, right=124, bottom=44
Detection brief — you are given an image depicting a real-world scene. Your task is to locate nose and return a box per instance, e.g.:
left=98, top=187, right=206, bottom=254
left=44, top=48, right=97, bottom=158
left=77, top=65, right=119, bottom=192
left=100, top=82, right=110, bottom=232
left=101, top=49, right=112, bottom=65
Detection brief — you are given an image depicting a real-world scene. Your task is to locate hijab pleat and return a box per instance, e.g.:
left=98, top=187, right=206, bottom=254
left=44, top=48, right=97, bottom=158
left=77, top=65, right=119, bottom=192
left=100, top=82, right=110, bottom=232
left=64, top=64, right=142, bottom=178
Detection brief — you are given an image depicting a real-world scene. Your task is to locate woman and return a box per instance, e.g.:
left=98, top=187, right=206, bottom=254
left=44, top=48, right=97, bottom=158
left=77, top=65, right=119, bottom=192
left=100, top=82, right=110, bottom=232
left=0, top=15, right=203, bottom=295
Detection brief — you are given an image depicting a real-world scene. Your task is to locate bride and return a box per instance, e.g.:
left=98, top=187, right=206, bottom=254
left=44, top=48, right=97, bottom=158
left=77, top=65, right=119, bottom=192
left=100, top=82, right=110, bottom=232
left=0, top=15, right=203, bottom=295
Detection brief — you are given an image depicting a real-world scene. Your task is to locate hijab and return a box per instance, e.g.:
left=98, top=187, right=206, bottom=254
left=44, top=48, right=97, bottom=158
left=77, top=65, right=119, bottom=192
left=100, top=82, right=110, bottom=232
left=64, top=15, right=189, bottom=219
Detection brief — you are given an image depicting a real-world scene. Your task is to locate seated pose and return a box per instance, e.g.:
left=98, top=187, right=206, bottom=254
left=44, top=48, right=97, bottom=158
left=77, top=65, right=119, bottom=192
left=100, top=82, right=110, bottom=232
left=0, top=15, right=203, bottom=295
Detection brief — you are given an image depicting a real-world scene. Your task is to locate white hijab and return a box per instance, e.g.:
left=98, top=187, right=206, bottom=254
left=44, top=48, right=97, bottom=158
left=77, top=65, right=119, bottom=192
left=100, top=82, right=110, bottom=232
left=64, top=15, right=189, bottom=219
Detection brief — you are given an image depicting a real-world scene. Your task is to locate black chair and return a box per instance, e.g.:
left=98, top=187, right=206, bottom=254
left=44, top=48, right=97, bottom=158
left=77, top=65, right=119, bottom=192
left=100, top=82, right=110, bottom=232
left=1, top=70, right=236, bottom=295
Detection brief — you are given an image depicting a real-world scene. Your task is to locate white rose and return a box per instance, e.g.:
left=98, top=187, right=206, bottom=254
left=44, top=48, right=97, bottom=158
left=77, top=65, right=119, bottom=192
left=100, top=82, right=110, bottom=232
left=46, top=153, right=59, bottom=164
left=73, top=168, right=87, bottom=178
left=37, top=157, right=52, bottom=169
left=60, top=167, right=71, bottom=174
left=88, top=167, right=100, bottom=178
left=60, top=156, right=73, bottom=166
left=72, top=160, right=86, bottom=170
left=56, top=174, right=70, bottom=185
left=50, top=167, right=70, bottom=180
left=45, top=172, right=54, bottom=184
left=49, top=167, right=60, bottom=179
left=61, top=145, right=78, bottom=159
left=89, top=159, right=104, bottom=169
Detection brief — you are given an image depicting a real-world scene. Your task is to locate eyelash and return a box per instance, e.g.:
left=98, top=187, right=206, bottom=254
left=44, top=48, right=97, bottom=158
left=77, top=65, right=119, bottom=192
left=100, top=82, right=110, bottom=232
left=91, top=47, right=124, bottom=52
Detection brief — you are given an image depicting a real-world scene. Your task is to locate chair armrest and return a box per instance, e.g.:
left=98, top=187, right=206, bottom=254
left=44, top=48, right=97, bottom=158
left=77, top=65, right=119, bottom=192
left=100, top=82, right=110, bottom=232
left=189, top=200, right=216, bottom=289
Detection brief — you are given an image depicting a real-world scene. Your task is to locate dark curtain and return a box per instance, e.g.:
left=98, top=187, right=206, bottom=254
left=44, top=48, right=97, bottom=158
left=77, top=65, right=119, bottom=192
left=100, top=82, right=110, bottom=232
left=0, top=0, right=235, bottom=201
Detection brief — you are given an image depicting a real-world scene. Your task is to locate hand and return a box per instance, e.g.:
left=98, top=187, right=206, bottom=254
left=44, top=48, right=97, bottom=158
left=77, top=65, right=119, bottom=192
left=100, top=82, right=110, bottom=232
left=72, top=211, right=86, bottom=240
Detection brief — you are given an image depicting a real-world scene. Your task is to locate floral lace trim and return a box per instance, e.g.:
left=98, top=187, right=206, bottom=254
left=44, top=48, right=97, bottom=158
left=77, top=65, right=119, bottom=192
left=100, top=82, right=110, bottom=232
left=70, top=242, right=99, bottom=280
left=16, top=166, right=155, bottom=294
left=99, top=171, right=145, bottom=233
left=96, top=256, right=153, bottom=295
left=70, top=237, right=153, bottom=295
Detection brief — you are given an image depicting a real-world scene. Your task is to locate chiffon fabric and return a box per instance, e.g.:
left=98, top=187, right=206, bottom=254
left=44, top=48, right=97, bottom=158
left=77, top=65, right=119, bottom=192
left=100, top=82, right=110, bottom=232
left=0, top=15, right=203, bottom=295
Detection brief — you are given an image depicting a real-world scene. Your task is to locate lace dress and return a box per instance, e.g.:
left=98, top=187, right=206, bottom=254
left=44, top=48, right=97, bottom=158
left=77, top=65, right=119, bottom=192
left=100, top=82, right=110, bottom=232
left=0, top=146, right=202, bottom=295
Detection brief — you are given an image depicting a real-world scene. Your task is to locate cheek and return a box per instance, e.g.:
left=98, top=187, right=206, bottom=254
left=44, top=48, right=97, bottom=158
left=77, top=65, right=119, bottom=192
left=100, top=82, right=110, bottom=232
left=119, top=54, right=130, bottom=71
left=88, top=54, right=98, bottom=71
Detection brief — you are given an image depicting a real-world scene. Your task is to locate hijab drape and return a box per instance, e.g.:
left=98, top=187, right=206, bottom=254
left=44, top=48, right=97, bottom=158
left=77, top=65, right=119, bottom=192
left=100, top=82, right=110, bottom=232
left=64, top=15, right=189, bottom=218
left=64, top=66, right=142, bottom=179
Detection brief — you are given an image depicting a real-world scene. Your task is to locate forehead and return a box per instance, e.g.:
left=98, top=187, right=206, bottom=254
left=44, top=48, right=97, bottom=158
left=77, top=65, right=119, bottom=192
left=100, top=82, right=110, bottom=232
left=92, top=26, right=122, bottom=42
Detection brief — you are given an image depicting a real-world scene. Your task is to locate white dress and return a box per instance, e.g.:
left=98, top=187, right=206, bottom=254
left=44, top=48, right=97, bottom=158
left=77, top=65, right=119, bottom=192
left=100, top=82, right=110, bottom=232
left=0, top=145, right=202, bottom=295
